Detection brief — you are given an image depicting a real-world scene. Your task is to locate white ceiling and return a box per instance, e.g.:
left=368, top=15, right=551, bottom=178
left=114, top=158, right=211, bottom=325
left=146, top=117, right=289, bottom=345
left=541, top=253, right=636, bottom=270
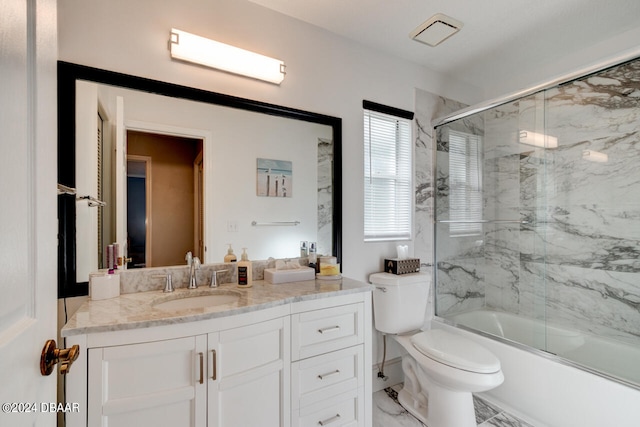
left=248, top=0, right=640, bottom=92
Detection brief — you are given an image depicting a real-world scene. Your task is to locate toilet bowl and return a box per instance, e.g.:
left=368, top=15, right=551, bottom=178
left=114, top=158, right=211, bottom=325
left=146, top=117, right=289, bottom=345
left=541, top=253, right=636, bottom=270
left=370, top=272, right=504, bottom=427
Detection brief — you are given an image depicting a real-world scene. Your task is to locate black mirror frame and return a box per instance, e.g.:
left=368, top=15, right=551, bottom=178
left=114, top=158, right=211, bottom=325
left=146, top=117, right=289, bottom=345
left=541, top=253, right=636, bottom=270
left=58, top=61, right=342, bottom=298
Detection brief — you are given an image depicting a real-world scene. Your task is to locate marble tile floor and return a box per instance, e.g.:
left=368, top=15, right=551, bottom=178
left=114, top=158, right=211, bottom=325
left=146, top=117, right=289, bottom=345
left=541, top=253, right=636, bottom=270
left=373, top=385, right=534, bottom=427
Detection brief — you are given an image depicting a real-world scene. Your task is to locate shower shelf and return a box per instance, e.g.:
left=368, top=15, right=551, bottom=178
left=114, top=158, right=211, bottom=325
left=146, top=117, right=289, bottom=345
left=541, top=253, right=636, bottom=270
left=436, top=220, right=528, bottom=224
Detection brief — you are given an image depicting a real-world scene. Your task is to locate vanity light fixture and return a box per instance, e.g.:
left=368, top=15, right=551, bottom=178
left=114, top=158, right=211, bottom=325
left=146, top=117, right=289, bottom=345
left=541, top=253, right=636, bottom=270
left=169, top=28, right=286, bottom=85
left=410, top=13, right=463, bottom=47
left=519, top=130, right=558, bottom=148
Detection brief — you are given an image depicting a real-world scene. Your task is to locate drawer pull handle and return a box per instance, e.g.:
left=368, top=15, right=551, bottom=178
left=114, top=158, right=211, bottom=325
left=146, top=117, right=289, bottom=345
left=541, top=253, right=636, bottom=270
left=318, top=369, right=340, bottom=380
left=198, top=352, right=204, bottom=384
left=318, top=325, right=340, bottom=334
left=318, top=414, right=341, bottom=425
left=212, top=349, right=217, bottom=380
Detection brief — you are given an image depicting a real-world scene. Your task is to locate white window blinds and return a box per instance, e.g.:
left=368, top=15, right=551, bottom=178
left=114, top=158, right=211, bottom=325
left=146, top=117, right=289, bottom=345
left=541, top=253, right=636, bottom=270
left=448, top=130, right=482, bottom=236
left=364, top=108, right=412, bottom=241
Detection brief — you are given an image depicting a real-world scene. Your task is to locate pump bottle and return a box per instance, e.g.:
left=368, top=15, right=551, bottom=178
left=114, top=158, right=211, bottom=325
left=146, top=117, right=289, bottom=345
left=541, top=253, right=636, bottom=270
left=237, top=248, right=252, bottom=288
left=224, top=244, right=237, bottom=262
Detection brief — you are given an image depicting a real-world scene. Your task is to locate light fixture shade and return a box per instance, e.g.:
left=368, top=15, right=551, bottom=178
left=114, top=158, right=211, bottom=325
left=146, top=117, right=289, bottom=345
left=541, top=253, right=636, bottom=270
left=519, top=130, right=558, bottom=148
left=170, top=29, right=286, bottom=84
left=582, top=150, right=608, bottom=162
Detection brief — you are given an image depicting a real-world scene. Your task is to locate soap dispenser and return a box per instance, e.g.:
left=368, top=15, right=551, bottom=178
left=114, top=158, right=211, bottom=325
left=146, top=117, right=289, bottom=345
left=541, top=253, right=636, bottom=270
left=237, top=248, right=253, bottom=288
left=224, top=244, right=237, bottom=262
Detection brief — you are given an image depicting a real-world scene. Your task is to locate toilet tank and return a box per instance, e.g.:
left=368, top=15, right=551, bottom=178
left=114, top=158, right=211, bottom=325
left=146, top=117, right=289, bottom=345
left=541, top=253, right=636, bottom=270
left=369, top=272, right=430, bottom=334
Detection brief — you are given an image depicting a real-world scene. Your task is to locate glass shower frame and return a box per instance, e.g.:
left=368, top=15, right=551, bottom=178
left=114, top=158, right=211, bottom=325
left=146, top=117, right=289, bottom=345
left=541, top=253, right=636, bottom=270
left=432, top=55, right=640, bottom=389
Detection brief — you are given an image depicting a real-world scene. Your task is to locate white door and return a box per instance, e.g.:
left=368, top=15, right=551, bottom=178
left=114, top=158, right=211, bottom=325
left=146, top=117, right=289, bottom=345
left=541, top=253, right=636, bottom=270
left=0, top=0, right=58, bottom=426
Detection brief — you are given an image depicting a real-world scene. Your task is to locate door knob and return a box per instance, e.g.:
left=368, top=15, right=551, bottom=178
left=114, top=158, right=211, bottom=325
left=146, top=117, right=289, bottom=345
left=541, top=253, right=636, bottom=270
left=40, top=339, right=79, bottom=376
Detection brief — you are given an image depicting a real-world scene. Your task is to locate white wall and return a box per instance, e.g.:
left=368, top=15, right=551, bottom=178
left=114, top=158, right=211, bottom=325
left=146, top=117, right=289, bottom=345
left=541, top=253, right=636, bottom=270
left=57, top=0, right=483, bottom=282
left=211, top=113, right=328, bottom=261
left=480, top=25, right=640, bottom=102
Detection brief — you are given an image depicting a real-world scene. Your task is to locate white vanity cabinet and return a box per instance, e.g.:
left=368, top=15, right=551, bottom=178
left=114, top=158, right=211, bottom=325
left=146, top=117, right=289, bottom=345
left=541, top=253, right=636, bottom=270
left=290, top=293, right=372, bottom=427
left=64, top=286, right=372, bottom=427
left=67, top=305, right=290, bottom=427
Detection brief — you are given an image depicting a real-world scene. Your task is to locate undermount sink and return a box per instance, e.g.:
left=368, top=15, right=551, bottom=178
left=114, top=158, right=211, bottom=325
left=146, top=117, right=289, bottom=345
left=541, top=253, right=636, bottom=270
left=153, top=291, right=241, bottom=311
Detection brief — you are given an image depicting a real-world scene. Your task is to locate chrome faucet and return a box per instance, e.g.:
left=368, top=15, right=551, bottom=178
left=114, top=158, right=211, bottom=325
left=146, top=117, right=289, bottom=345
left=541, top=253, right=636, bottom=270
left=210, top=269, right=228, bottom=288
left=187, top=252, right=201, bottom=289
left=153, top=274, right=174, bottom=293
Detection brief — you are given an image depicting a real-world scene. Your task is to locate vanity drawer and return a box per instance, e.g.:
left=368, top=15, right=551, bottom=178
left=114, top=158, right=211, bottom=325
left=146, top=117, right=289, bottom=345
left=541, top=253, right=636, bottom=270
left=291, top=303, right=364, bottom=360
left=293, top=388, right=362, bottom=427
left=292, top=345, right=363, bottom=409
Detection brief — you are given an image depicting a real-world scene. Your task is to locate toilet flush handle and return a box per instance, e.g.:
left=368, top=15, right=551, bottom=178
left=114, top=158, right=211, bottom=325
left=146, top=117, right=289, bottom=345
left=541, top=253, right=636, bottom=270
left=375, top=286, right=387, bottom=293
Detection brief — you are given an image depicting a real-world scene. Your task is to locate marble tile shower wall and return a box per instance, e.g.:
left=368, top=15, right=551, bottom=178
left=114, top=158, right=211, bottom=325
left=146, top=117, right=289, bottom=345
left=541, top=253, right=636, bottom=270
left=413, top=89, right=468, bottom=318
left=431, top=110, right=486, bottom=315
left=413, top=90, right=468, bottom=262
left=434, top=58, right=640, bottom=346
left=317, top=137, right=333, bottom=256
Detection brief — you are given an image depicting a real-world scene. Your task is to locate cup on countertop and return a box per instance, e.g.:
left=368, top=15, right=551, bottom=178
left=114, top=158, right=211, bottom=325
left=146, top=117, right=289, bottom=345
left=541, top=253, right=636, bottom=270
left=90, top=272, right=120, bottom=300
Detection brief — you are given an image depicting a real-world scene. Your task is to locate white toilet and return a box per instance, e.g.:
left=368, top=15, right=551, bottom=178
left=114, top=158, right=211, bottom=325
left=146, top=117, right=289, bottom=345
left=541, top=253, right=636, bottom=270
left=370, top=272, right=504, bottom=427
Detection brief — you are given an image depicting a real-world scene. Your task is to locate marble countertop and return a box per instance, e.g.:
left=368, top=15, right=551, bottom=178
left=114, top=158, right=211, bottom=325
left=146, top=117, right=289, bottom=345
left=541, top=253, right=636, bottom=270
left=61, top=277, right=373, bottom=337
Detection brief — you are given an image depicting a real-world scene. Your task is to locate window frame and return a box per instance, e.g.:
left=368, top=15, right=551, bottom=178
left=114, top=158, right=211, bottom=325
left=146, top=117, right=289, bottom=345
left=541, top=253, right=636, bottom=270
left=363, top=100, right=414, bottom=242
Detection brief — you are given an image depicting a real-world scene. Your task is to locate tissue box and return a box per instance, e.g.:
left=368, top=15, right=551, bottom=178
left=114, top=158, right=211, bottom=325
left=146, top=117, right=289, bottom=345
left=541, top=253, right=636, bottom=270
left=264, top=267, right=316, bottom=284
left=384, top=258, right=420, bottom=275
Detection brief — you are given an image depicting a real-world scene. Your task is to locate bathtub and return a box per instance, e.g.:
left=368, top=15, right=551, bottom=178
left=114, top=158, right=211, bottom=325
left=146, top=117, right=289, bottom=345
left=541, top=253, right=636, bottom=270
left=442, top=309, right=640, bottom=386
left=432, top=310, right=640, bottom=426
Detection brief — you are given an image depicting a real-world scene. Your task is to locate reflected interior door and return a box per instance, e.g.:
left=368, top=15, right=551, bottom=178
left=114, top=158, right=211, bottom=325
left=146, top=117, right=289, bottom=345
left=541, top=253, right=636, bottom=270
left=127, top=156, right=152, bottom=268
left=127, top=131, right=202, bottom=266
left=194, top=150, right=204, bottom=259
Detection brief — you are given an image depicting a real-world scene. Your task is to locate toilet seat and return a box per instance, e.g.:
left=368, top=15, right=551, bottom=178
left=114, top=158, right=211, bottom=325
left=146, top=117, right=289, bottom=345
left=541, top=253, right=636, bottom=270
left=411, top=329, right=501, bottom=374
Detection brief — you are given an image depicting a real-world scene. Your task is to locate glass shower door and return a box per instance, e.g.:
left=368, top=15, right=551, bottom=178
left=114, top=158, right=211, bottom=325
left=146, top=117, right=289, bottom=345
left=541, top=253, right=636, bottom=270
left=434, top=57, right=640, bottom=388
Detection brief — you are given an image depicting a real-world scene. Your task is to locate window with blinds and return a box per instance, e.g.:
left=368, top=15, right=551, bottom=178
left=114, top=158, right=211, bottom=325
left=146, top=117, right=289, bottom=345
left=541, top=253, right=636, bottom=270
left=363, top=103, right=413, bottom=241
left=448, top=130, right=482, bottom=236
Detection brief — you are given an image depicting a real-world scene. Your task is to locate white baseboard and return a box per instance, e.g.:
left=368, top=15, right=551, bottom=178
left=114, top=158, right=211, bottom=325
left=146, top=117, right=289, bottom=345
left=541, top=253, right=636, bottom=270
left=371, top=357, right=403, bottom=393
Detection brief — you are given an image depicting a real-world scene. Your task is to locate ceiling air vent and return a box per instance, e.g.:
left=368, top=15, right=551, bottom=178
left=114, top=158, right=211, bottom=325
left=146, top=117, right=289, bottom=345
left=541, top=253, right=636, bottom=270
left=410, top=13, right=463, bottom=47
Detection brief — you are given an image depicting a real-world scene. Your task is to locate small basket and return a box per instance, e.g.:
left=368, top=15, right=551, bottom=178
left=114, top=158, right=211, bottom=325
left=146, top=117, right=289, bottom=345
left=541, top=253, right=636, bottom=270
left=384, top=258, right=420, bottom=275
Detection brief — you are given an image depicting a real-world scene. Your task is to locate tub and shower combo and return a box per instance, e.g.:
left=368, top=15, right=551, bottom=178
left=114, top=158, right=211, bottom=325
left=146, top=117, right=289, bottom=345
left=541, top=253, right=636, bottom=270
left=429, top=54, right=640, bottom=425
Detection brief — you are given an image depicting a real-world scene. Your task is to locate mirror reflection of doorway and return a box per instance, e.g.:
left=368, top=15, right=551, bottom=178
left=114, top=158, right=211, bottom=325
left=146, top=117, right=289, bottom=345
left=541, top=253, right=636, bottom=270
left=127, top=156, right=150, bottom=268
left=126, top=130, right=204, bottom=268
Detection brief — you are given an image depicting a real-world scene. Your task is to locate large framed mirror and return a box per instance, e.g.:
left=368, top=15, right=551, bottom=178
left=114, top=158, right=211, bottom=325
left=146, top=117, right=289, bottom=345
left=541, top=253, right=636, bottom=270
left=58, top=61, right=342, bottom=298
